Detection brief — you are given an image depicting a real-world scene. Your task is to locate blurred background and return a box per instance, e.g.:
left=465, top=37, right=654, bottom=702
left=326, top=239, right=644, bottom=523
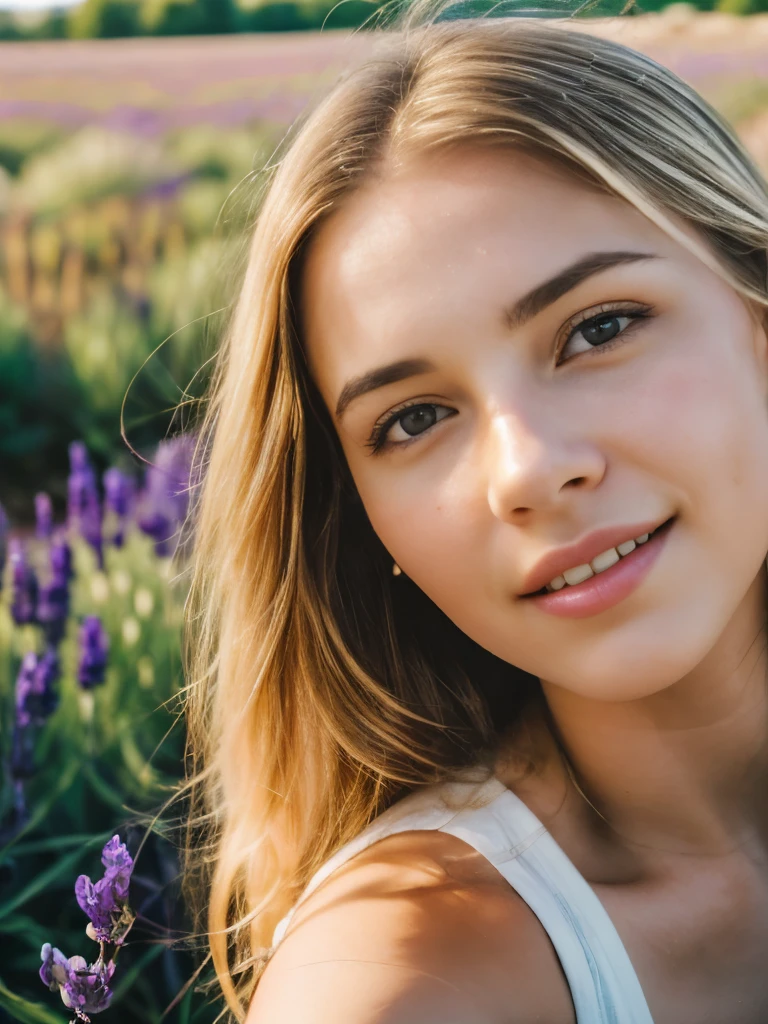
left=2, top=0, right=768, bottom=1022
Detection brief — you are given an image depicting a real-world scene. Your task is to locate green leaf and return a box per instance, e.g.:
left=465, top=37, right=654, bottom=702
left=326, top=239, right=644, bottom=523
left=177, top=987, right=193, bottom=1024
left=0, top=978, right=67, bottom=1024
left=110, top=943, right=165, bottom=1002
left=82, top=762, right=131, bottom=812
left=0, top=761, right=81, bottom=865
left=7, top=834, right=106, bottom=859
left=0, top=913, right=50, bottom=949
left=0, top=845, right=89, bottom=920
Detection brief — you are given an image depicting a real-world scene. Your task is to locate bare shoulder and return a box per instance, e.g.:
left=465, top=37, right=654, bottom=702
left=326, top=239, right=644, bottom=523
left=247, top=829, right=575, bottom=1024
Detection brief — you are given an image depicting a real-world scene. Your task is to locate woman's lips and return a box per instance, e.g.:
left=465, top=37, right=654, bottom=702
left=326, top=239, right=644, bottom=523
left=522, top=517, right=675, bottom=619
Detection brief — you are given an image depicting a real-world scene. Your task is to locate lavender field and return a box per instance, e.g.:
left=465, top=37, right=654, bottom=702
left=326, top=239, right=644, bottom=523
left=2, top=16, right=768, bottom=1024
left=0, top=13, right=767, bottom=132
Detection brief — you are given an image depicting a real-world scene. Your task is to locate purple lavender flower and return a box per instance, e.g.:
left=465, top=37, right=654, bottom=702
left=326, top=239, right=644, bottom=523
left=37, top=534, right=72, bottom=646
left=67, top=442, right=103, bottom=569
left=67, top=444, right=95, bottom=526
left=69, top=441, right=90, bottom=474
left=37, top=577, right=70, bottom=645
left=100, top=836, right=133, bottom=902
left=36, top=648, right=61, bottom=711
left=9, top=538, right=38, bottom=625
left=75, top=836, right=135, bottom=946
left=13, top=652, right=38, bottom=728
left=35, top=492, right=54, bottom=540
left=51, top=529, right=74, bottom=579
left=102, top=468, right=135, bottom=548
left=0, top=501, right=8, bottom=582
left=39, top=942, right=71, bottom=990
left=77, top=617, right=109, bottom=690
left=103, top=468, right=134, bottom=518
left=10, top=649, right=58, bottom=828
left=73, top=876, right=116, bottom=945
left=137, top=435, right=196, bottom=557
left=15, top=649, right=60, bottom=727
left=40, top=944, right=115, bottom=1017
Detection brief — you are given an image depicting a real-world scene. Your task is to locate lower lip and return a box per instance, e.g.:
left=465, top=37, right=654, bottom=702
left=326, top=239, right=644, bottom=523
left=522, top=518, right=675, bottom=619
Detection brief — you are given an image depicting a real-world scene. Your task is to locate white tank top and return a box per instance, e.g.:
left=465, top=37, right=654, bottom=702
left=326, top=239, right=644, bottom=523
left=271, top=773, right=655, bottom=1024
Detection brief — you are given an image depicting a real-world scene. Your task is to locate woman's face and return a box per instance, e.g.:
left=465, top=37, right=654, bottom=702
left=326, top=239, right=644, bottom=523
left=301, top=145, right=768, bottom=701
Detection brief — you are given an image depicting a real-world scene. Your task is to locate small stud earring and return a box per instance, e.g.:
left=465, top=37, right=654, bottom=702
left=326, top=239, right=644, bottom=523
left=392, top=562, right=402, bottom=576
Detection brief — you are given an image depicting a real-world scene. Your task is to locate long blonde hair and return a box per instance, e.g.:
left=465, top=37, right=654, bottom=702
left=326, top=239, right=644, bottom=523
left=182, top=1, right=768, bottom=1018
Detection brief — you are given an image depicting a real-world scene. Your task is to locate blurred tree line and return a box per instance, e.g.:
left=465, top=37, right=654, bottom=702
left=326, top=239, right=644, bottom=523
left=2, top=0, right=764, bottom=39
left=0, top=0, right=379, bottom=40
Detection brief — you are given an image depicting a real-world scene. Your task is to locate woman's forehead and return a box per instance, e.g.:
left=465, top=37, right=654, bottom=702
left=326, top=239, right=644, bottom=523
left=303, top=149, right=672, bottom=310
left=306, top=147, right=610, bottom=281
left=299, top=147, right=682, bottom=382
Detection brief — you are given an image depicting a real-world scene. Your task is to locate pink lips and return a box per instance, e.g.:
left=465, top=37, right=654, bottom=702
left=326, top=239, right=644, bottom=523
left=523, top=517, right=675, bottom=619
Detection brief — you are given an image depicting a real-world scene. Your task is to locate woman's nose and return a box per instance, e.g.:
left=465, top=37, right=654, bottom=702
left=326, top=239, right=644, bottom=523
left=485, top=410, right=606, bottom=523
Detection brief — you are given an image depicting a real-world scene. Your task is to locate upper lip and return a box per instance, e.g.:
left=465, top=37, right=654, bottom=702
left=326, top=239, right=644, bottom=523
left=518, top=517, right=670, bottom=596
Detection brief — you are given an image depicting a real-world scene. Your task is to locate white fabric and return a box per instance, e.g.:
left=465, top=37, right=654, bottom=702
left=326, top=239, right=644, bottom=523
left=271, top=774, right=655, bottom=1024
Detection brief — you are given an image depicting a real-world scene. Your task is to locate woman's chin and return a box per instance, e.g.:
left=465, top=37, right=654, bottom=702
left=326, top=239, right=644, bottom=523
left=538, top=631, right=720, bottom=703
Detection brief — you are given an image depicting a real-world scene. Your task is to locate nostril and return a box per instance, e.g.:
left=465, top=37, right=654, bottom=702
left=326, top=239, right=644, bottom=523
left=564, top=477, right=587, bottom=488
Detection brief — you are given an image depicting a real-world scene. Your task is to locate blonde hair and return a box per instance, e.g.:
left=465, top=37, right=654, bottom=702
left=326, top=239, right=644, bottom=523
left=182, top=1, right=768, bottom=1018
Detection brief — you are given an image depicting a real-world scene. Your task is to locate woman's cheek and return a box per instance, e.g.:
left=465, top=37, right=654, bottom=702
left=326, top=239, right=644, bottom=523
left=361, top=466, right=479, bottom=590
left=591, top=344, right=731, bottom=473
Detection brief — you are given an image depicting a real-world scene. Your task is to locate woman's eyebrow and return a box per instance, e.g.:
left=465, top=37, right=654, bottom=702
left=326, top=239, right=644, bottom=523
left=336, top=358, right=434, bottom=420
left=503, top=249, right=662, bottom=331
left=335, top=250, right=661, bottom=420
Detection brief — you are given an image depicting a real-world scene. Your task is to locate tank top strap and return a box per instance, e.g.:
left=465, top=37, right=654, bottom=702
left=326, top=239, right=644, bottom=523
left=271, top=774, right=655, bottom=1024
left=436, top=776, right=654, bottom=1024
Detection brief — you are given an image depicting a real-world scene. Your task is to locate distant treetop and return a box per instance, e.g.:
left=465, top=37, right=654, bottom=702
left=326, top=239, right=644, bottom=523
left=0, top=0, right=751, bottom=42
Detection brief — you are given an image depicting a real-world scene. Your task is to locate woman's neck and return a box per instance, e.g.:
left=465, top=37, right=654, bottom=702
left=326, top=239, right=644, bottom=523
left=497, top=567, right=768, bottom=863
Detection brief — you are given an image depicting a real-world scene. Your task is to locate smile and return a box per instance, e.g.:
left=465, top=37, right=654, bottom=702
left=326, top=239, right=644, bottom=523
left=542, top=521, right=668, bottom=593
left=521, top=517, right=676, bottom=619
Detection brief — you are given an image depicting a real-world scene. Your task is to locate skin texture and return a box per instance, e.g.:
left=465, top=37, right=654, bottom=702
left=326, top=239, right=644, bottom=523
left=250, top=146, right=768, bottom=1022
left=250, top=829, right=575, bottom=1023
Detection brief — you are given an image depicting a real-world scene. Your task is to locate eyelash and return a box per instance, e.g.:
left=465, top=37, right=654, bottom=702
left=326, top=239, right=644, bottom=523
left=365, top=301, right=656, bottom=455
left=555, top=301, right=654, bottom=365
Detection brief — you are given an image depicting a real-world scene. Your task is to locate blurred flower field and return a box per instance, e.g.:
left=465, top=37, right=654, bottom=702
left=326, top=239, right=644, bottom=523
left=0, top=437, right=215, bottom=1024
left=3, top=15, right=768, bottom=1023
left=0, top=110, right=273, bottom=526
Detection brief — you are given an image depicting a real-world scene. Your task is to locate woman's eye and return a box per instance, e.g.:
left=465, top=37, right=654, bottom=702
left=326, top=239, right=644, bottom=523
left=369, top=403, right=455, bottom=452
left=394, top=405, right=441, bottom=438
left=558, top=308, right=650, bottom=363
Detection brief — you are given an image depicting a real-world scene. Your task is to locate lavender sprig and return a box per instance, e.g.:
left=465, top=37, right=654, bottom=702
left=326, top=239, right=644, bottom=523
left=35, top=492, right=54, bottom=540
left=37, top=532, right=72, bottom=646
left=102, top=468, right=135, bottom=549
left=137, top=434, right=196, bottom=557
left=77, top=617, right=109, bottom=690
left=40, top=836, right=135, bottom=1022
left=9, top=537, right=38, bottom=626
left=0, top=501, right=7, bottom=581
left=15, top=649, right=60, bottom=727
left=40, top=945, right=116, bottom=1020
left=11, top=649, right=61, bottom=831
left=75, top=836, right=135, bottom=946
left=67, top=442, right=103, bottom=568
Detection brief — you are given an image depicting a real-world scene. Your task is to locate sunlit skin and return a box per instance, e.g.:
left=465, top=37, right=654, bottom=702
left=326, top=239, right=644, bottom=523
left=253, top=146, right=768, bottom=1021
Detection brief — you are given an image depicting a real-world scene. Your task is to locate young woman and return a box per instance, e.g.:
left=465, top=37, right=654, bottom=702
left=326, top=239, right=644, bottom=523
left=182, top=3, right=768, bottom=1021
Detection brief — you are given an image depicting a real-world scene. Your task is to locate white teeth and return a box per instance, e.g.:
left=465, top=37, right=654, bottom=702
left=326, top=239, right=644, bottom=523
left=562, top=563, right=594, bottom=586
left=591, top=547, right=620, bottom=573
left=544, top=526, right=662, bottom=592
